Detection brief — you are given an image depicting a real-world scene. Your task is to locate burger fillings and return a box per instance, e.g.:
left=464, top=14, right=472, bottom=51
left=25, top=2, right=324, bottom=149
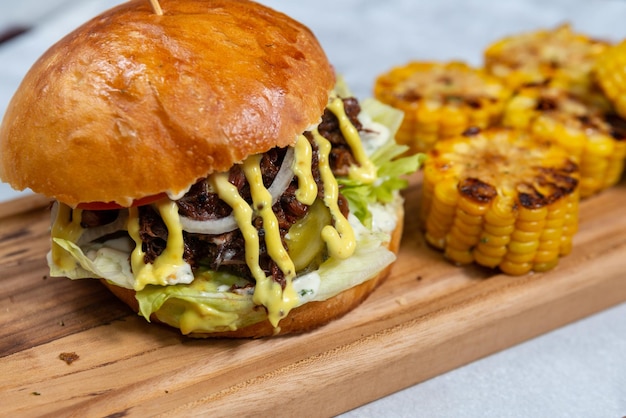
left=47, top=93, right=420, bottom=335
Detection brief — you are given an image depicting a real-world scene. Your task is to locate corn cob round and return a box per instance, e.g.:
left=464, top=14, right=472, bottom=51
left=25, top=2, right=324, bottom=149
left=485, top=24, right=609, bottom=95
left=594, top=39, right=626, bottom=120
left=502, top=85, right=626, bottom=197
left=421, top=127, right=580, bottom=276
left=373, top=61, right=511, bottom=154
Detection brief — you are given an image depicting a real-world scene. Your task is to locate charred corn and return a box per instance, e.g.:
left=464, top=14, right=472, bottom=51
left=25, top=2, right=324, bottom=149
left=595, top=39, right=626, bottom=119
left=421, top=128, right=580, bottom=276
left=503, top=85, right=626, bottom=197
left=374, top=61, right=510, bottom=154
left=485, top=24, right=609, bottom=95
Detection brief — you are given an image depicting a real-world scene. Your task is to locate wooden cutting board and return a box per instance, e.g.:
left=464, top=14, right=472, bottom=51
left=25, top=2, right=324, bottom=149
left=1, top=172, right=625, bottom=417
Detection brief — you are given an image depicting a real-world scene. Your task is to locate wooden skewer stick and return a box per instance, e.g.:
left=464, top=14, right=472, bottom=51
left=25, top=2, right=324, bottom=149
left=149, top=0, right=163, bottom=15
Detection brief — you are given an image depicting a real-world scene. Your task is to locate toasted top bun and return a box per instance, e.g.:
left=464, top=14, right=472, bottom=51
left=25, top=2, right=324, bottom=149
left=0, top=0, right=335, bottom=207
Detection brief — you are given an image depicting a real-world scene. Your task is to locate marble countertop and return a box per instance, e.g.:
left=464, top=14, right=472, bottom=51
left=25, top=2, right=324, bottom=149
left=1, top=1, right=625, bottom=416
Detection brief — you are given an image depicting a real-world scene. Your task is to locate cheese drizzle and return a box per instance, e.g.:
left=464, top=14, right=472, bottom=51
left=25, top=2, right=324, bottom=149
left=293, top=134, right=318, bottom=205
left=327, top=96, right=377, bottom=184
left=312, top=128, right=356, bottom=260
left=244, top=154, right=298, bottom=326
left=128, top=200, right=193, bottom=291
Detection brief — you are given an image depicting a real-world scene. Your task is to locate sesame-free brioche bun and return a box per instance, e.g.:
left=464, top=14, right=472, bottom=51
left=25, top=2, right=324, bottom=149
left=101, top=202, right=405, bottom=338
left=0, top=0, right=334, bottom=207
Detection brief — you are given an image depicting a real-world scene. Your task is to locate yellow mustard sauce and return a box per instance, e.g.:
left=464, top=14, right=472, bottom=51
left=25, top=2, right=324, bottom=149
left=312, top=128, right=357, bottom=260
left=210, top=168, right=298, bottom=328
left=243, top=154, right=299, bottom=325
left=177, top=300, right=240, bottom=335
left=293, top=134, right=318, bottom=205
left=327, top=96, right=377, bottom=184
left=50, top=203, right=84, bottom=270
left=128, top=200, right=190, bottom=291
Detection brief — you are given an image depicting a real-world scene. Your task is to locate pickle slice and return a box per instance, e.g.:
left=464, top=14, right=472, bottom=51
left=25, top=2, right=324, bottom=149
left=286, top=199, right=332, bottom=272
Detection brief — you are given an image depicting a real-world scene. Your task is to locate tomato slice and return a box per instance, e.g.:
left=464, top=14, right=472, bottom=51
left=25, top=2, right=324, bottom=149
left=77, top=193, right=168, bottom=210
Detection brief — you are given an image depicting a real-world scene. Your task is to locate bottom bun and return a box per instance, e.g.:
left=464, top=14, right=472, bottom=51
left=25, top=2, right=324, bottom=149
left=102, top=205, right=404, bottom=338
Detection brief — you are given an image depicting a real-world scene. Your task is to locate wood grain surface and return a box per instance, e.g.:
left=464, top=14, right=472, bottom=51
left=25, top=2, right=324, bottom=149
left=1, top=172, right=625, bottom=417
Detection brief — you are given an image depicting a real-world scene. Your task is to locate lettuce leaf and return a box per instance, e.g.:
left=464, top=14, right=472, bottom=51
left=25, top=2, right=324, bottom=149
left=50, top=237, right=135, bottom=289
left=338, top=98, right=426, bottom=227
left=135, top=270, right=266, bottom=334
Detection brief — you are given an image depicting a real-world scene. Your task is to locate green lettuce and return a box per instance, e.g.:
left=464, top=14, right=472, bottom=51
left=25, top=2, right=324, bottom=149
left=338, top=98, right=426, bottom=227
left=135, top=270, right=266, bottom=334
left=51, top=237, right=135, bottom=289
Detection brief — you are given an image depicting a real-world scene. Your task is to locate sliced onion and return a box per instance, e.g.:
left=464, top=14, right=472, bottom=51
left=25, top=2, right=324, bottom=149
left=50, top=201, right=128, bottom=246
left=77, top=210, right=129, bottom=245
left=180, top=147, right=295, bottom=235
left=180, top=214, right=239, bottom=235
left=267, top=146, right=295, bottom=201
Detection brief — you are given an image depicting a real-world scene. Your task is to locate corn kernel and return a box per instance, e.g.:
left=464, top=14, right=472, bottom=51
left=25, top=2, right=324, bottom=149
left=479, top=233, right=511, bottom=248
left=444, top=247, right=474, bottom=265
left=500, top=260, right=533, bottom=276
left=474, top=251, right=502, bottom=268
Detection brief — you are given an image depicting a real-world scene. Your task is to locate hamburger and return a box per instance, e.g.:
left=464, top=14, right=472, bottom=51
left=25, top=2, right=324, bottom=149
left=0, top=0, right=421, bottom=337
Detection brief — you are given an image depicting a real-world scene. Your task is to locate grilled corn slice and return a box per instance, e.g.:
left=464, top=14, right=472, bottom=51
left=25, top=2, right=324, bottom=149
left=373, top=61, right=511, bottom=154
left=421, top=127, right=580, bottom=275
left=485, top=24, right=609, bottom=95
left=503, top=85, right=626, bottom=197
left=595, top=39, right=626, bottom=119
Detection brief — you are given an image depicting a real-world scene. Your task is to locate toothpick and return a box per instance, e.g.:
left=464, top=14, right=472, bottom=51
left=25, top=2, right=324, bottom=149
left=149, top=0, right=163, bottom=15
